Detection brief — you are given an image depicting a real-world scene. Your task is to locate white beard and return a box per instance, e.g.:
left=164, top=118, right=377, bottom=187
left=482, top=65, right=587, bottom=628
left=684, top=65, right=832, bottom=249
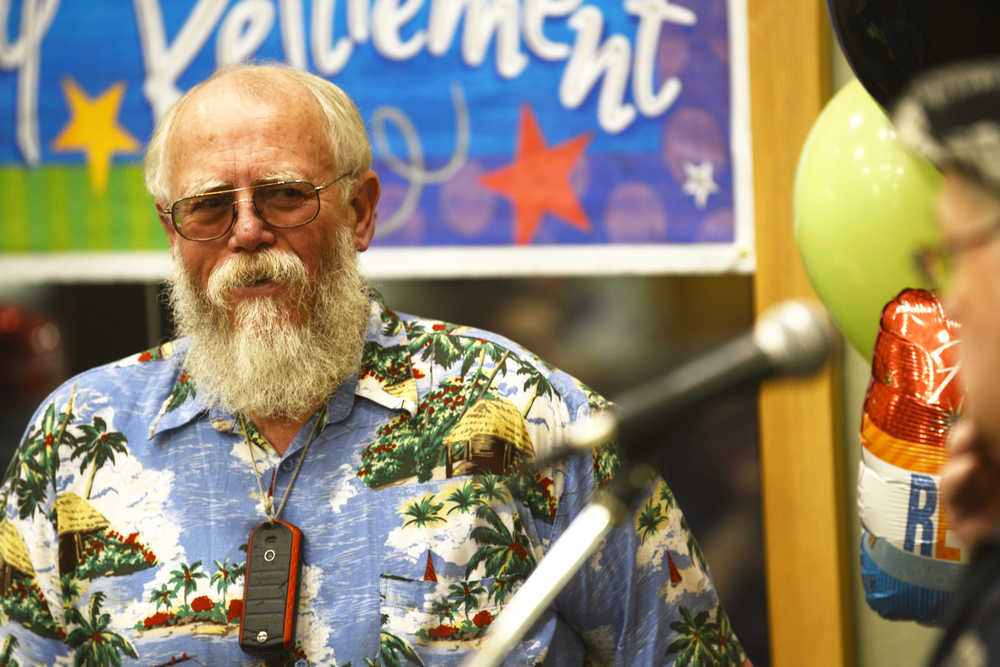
left=166, top=229, right=370, bottom=420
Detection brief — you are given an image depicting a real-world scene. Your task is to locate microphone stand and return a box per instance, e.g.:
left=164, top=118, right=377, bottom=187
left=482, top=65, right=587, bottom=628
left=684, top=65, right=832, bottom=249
left=462, top=441, right=653, bottom=667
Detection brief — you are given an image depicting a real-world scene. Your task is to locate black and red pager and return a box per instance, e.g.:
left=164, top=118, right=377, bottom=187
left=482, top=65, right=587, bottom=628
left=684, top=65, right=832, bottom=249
left=239, top=519, right=303, bottom=656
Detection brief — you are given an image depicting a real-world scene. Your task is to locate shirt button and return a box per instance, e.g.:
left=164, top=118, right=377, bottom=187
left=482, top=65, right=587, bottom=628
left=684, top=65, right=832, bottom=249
left=282, top=459, right=295, bottom=471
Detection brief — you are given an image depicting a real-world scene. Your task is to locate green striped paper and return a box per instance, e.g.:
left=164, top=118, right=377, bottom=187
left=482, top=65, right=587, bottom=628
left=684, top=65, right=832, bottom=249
left=0, top=165, right=166, bottom=253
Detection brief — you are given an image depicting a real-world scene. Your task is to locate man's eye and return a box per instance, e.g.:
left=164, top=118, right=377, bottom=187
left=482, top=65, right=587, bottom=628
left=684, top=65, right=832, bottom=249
left=194, top=195, right=231, bottom=211
left=261, top=186, right=309, bottom=207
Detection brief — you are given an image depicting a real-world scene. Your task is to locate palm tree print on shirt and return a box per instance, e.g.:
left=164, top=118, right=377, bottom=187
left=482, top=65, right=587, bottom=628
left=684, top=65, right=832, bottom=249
left=666, top=605, right=745, bottom=666
left=447, top=580, right=487, bottom=622
left=210, top=557, right=243, bottom=612
left=70, top=416, right=127, bottom=501
left=64, top=592, right=138, bottom=666
left=169, top=561, right=207, bottom=612
left=358, top=320, right=561, bottom=490
left=465, top=504, right=536, bottom=605
left=0, top=634, right=19, bottom=667
left=3, top=392, right=76, bottom=520
left=149, top=584, right=174, bottom=612
left=137, top=557, right=246, bottom=634
left=60, top=413, right=157, bottom=581
left=2, top=391, right=156, bottom=648
left=418, top=579, right=495, bottom=643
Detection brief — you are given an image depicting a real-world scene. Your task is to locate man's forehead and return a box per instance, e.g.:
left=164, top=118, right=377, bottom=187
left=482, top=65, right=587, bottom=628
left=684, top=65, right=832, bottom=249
left=163, top=76, right=333, bottom=197
left=176, top=75, right=321, bottom=128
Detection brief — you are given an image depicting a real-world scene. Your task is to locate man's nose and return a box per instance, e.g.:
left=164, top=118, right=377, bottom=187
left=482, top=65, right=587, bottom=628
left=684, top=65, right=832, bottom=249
left=228, top=196, right=276, bottom=251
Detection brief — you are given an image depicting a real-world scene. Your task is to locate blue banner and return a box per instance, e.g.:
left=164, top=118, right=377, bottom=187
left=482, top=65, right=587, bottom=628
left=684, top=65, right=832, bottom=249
left=0, top=0, right=753, bottom=279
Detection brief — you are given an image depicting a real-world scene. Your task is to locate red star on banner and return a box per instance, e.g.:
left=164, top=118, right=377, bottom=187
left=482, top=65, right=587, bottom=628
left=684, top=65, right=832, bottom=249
left=478, top=105, right=592, bottom=245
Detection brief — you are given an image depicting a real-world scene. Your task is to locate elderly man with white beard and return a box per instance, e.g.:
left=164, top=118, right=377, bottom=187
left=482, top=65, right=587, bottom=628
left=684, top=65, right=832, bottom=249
left=0, top=65, right=748, bottom=666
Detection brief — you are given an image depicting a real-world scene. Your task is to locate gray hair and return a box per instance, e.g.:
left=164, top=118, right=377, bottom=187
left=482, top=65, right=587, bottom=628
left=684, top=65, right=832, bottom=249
left=143, top=64, right=372, bottom=204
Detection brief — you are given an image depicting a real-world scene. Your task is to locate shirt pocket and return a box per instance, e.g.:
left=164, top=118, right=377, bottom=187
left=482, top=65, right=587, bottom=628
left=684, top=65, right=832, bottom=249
left=378, top=574, right=509, bottom=665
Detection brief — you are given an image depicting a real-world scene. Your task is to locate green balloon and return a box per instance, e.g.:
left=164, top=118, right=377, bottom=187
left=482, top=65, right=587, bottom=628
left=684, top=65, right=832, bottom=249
left=794, top=79, right=942, bottom=360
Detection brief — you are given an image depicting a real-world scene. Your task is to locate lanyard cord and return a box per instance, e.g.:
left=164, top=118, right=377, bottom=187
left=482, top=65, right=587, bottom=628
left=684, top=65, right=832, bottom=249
left=240, top=407, right=325, bottom=523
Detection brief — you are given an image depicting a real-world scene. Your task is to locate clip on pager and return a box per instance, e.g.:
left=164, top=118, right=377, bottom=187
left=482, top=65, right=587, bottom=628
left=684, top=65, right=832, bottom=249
left=239, top=519, right=303, bottom=655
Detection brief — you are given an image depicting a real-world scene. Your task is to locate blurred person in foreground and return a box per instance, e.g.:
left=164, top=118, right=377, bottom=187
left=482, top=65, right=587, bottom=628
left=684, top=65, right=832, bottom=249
left=895, top=58, right=1000, bottom=666
left=0, top=64, right=748, bottom=666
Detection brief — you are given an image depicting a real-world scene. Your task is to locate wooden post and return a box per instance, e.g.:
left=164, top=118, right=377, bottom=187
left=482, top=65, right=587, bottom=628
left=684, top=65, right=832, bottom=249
left=747, top=2, right=853, bottom=665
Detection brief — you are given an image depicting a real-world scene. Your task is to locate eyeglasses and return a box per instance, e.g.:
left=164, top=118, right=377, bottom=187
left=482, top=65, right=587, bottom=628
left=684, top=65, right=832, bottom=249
left=914, top=216, right=1000, bottom=291
left=164, top=172, right=353, bottom=242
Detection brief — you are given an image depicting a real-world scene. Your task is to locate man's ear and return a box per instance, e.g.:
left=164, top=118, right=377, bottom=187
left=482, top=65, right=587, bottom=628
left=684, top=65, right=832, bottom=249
left=350, top=170, right=380, bottom=252
left=156, top=203, right=178, bottom=250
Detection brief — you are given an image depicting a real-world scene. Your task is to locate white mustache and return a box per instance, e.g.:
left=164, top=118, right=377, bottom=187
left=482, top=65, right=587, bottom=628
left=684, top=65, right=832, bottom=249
left=205, top=250, right=308, bottom=306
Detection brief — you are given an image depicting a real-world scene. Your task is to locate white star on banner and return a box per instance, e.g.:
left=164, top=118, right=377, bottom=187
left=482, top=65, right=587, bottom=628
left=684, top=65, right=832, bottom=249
left=681, top=160, right=719, bottom=208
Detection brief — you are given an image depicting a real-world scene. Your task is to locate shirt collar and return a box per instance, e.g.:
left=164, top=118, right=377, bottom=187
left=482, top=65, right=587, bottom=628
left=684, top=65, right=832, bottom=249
left=148, top=291, right=419, bottom=439
left=355, top=292, right=420, bottom=418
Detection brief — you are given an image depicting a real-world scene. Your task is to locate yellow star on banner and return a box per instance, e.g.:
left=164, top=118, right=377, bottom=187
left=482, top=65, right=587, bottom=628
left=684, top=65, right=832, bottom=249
left=51, top=77, right=141, bottom=194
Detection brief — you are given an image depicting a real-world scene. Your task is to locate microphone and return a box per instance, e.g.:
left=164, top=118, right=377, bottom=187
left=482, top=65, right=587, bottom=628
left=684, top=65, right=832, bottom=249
left=563, top=299, right=837, bottom=461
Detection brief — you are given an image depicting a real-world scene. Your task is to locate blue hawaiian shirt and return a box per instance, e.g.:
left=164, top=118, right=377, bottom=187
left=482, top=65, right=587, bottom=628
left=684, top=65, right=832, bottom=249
left=0, top=295, right=746, bottom=666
